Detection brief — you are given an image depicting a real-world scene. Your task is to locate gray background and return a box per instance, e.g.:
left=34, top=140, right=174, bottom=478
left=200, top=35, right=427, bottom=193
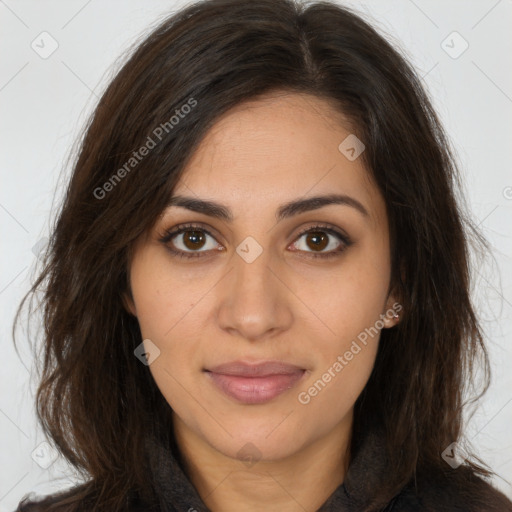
left=1, top=0, right=511, bottom=509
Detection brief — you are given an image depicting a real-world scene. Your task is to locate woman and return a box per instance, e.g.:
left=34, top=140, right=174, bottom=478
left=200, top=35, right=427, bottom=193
left=14, top=0, right=512, bottom=510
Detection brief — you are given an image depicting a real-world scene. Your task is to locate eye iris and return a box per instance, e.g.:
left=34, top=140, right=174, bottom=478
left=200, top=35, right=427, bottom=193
left=183, top=230, right=206, bottom=250
left=306, top=231, right=328, bottom=251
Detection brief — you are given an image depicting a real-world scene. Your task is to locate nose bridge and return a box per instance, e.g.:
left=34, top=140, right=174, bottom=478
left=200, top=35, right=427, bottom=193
left=233, top=240, right=274, bottom=299
left=216, top=238, right=292, bottom=341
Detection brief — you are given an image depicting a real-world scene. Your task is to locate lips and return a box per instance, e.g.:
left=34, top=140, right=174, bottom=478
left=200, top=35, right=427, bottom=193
left=204, top=360, right=306, bottom=405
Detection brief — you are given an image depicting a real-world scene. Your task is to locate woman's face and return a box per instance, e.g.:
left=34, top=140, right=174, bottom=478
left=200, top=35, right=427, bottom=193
left=126, top=92, right=398, bottom=462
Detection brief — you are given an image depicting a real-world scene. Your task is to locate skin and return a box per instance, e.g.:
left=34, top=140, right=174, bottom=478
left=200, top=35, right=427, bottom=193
left=125, top=92, right=399, bottom=512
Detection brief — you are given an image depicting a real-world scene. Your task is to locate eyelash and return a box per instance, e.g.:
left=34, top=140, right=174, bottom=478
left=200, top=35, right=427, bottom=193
left=158, top=223, right=353, bottom=260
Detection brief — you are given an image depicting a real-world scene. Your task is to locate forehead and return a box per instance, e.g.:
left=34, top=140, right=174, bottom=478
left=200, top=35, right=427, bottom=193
left=173, top=92, right=384, bottom=228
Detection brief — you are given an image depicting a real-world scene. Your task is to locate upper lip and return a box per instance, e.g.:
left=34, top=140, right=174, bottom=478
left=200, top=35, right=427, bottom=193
left=205, top=360, right=305, bottom=377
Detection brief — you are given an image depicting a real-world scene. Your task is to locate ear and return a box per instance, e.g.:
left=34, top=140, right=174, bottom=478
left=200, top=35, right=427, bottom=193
left=122, top=289, right=137, bottom=317
left=381, top=293, right=402, bottom=329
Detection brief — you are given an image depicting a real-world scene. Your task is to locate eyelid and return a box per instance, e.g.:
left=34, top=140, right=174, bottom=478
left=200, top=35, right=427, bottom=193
left=292, top=223, right=351, bottom=243
left=159, top=222, right=223, bottom=244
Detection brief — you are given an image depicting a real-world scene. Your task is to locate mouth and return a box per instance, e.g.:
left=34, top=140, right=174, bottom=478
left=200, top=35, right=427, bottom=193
left=204, top=360, right=307, bottom=405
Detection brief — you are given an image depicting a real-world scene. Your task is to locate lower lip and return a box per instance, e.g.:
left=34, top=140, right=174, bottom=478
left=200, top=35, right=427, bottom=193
left=205, top=370, right=306, bottom=404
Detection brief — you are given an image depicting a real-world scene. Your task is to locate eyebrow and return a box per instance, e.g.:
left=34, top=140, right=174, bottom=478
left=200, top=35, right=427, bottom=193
left=166, top=193, right=369, bottom=222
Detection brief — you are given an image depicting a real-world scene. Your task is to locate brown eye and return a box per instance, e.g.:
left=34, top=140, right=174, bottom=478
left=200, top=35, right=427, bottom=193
left=304, top=231, right=329, bottom=252
left=289, top=224, right=352, bottom=260
left=182, top=230, right=207, bottom=250
left=160, top=225, right=221, bottom=258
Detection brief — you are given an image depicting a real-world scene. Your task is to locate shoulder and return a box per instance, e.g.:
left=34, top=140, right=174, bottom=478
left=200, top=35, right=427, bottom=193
left=15, top=485, right=88, bottom=512
left=14, top=484, right=156, bottom=512
left=391, top=465, right=512, bottom=512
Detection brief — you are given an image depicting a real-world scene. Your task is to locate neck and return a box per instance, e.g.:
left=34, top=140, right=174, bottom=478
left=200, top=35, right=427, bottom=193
left=172, top=413, right=353, bottom=512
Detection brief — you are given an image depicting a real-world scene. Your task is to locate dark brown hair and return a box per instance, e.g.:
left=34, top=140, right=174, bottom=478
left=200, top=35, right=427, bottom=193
left=15, top=0, right=496, bottom=510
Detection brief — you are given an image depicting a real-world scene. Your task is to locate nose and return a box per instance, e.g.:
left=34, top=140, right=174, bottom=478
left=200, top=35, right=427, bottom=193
left=215, top=244, right=293, bottom=343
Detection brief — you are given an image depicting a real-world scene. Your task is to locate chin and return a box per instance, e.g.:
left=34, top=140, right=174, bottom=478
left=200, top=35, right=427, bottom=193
left=214, top=434, right=305, bottom=465
left=198, top=414, right=318, bottom=464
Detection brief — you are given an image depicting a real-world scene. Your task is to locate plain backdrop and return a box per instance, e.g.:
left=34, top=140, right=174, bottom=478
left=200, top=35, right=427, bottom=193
left=1, top=0, right=511, bottom=509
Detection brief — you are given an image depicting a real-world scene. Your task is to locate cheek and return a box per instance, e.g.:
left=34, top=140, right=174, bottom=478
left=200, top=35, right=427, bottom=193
left=299, top=243, right=390, bottom=345
left=129, top=259, right=210, bottom=420
left=295, top=339, right=378, bottom=435
left=129, top=247, right=212, bottom=339
left=128, top=254, right=194, bottom=380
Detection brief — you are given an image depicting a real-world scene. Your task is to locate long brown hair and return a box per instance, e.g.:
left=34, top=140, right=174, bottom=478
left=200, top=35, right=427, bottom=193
left=15, top=0, right=495, bottom=510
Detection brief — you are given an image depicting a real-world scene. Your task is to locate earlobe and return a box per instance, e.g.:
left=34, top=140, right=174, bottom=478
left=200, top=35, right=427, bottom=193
left=382, top=295, right=402, bottom=329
